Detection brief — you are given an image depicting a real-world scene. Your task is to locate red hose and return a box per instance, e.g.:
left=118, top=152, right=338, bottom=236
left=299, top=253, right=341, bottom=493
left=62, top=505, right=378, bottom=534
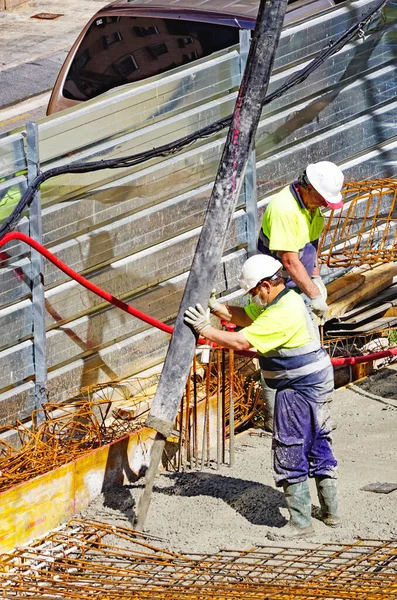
left=330, top=347, right=397, bottom=365
left=1, top=231, right=396, bottom=367
left=0, top=232, right=174, bottom=334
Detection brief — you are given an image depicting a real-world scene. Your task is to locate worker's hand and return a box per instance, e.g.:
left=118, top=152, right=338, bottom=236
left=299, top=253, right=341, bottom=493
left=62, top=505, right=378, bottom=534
left=312, top=276, right=327, bottom=300
left=310, top=295, right=328, bottom=323
left=208, top=288, right=220, bottom=313
left=184, top=304, right=211, bottom=335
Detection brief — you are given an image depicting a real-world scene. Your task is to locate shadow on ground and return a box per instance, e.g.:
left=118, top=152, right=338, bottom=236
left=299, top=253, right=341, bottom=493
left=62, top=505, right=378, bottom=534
left=352, top=366, right=397, bottom=400
left=154, top=472, right=287, bottom=527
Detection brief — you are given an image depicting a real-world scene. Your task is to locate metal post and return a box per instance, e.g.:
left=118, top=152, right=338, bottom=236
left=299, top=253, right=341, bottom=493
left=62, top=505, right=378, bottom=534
left=193, top=354, right=198, bottom=467
left=229, top=347, right=235, bottom=467
left=239, top=29, right=258, bottom=258
left=26, top=122, right=47, bottom=425
left=216, top=349, right=221, bottom=470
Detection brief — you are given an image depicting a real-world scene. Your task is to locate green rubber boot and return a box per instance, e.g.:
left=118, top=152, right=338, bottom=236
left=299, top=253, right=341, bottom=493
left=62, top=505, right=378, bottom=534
left=268, top=481, right=315, bottom=540
left=315, top=476, right=341, bottom=528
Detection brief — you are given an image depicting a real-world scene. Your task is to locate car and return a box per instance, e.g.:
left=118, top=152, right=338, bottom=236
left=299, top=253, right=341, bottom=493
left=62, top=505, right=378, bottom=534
left=47, top=0, right=336, bottom=115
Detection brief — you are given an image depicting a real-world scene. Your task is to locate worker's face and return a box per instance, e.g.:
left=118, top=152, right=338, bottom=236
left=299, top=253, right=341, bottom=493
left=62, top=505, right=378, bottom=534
left=250, top=281, right=271, bottom=307
left=305, top=186, right=329, bottom=210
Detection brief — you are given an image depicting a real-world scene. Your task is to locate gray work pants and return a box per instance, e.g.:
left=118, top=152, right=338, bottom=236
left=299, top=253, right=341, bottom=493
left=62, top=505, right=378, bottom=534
left=260, top=372, right=276, bottom=432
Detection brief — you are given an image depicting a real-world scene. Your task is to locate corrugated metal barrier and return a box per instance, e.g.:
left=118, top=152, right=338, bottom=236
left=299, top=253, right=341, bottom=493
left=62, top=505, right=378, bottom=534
left=0, top=0, right=396, bottom=431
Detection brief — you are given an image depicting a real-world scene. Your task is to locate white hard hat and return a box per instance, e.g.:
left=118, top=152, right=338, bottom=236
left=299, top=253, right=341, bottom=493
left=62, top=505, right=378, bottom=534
left=238, top=254, right=283, bottom=293
left=306, top=161, right=344, bottom=209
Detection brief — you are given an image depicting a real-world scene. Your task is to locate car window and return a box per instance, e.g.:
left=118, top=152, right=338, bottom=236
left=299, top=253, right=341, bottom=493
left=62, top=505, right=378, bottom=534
left=63, top=16, right=240, bottom=102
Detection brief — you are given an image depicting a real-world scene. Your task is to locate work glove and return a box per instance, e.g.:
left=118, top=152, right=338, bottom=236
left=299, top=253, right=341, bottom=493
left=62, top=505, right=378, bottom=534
left=312, top=276, right=327, bottom=300
left=208, top=288, right=224, bottom=318
left=184, top=304, right=211, bottom=335
left=208, top=288, right=220, bottom=313
left=310, top=294, right=328, bottom=323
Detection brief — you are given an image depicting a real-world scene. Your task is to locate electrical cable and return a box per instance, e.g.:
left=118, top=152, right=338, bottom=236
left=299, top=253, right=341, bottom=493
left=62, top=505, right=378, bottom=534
left=0, top=0, right=387, bottom=238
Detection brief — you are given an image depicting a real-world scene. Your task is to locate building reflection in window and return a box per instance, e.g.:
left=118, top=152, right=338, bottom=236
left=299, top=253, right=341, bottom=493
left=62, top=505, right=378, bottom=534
left=63, top=16, right=239, bottom=102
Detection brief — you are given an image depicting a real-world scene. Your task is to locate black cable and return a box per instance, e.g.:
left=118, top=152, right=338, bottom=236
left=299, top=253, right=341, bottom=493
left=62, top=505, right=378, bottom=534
left=0, top=0, right=388, bottom=239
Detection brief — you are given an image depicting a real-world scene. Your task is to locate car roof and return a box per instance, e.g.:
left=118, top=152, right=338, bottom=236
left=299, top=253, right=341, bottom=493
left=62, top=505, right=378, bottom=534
left=107, top=0, right=261, bottom=19
left=94, top=0, right=317, bottom=28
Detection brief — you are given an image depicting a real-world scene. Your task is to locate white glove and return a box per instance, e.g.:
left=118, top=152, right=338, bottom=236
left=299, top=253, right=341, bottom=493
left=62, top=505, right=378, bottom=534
left=208, top=288, right=220, bottom=313
left=310, top=295, right=328, bottom=323
left=312, top=276, right=327, bottom=300
left=184, top=304, right=211, bottom=335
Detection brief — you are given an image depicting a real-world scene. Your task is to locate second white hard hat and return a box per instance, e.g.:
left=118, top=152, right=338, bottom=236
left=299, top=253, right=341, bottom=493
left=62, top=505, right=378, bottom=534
left=306, top=161, right=344, bottom=209
left=238, top=254, right=283, bottom=293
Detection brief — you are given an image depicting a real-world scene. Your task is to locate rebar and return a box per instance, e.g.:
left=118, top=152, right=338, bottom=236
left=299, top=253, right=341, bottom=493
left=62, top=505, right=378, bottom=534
left=1, top=519, right=396, bottom=599
left=0, top=352, right=267, bottom=492
left=319, top=179, right=397, bottom=268
left=326, top=327, right=397, bottom=358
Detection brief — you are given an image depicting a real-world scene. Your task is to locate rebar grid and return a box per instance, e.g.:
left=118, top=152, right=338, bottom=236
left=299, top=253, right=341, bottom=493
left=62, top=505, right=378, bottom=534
left=325, top=327, right=396, bottom=358
left=319, top=179, right=397, bottom=268
left=1, top=520, right=396, bottom=599
left=0, top=353, right=261, bottom=492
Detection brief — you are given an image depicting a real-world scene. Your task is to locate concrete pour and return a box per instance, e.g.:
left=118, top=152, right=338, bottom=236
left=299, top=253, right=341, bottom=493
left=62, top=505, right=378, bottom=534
left=79, top=366, right=397, bottom=553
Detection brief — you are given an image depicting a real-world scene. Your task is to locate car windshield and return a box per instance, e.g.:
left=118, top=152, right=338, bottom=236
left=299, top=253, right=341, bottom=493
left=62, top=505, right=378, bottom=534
left=63, top=16, right=240, bottom=102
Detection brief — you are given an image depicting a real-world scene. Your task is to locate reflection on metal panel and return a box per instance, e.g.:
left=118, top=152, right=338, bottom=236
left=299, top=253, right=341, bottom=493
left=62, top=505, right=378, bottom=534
left=0, top=0, right=396, bottom=424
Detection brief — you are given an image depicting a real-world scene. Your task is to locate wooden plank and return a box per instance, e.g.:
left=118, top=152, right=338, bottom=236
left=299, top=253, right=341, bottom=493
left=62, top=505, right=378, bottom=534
left=328, top=316, right=397, bottom=335
left=327, top=302, right=395, bottom=328
left=327, top=264, right=397, bottom=318
left=326, top=268, right=367, bottom=304
left=333, top=284, right=397, bottom=320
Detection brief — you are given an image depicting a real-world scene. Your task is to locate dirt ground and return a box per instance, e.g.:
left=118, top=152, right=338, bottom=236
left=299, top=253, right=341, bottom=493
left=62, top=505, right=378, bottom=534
left=80, top=365, right=397, bottom=553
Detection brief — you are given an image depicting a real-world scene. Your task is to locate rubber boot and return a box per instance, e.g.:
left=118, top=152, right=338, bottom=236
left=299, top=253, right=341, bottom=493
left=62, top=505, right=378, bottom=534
left=260, top=373, right=276, bottom=433
left=268, top=481, right=315, bottom=540
left=315, top=476, right=341, bottom=528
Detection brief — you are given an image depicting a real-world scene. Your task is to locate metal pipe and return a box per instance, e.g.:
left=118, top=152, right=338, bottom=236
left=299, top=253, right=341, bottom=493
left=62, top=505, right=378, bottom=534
left=27, top=122, right=47, bottom=425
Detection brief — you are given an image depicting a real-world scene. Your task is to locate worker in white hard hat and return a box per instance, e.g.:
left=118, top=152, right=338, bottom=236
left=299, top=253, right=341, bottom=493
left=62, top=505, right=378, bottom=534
left=256, top=160, right=344, bottom=431
left=184, top=254, right=340, bottom=541
left=258, top=160, right=344, bottom=308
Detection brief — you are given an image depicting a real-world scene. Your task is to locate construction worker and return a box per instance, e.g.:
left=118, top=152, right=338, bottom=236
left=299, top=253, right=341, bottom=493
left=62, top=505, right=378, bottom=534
left=257, top=160, right=344, bottom=431
left=184, top=254, right=340, bottom=540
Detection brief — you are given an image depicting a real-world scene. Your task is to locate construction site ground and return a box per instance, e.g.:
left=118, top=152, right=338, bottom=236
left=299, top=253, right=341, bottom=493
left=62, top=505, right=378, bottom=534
left=78, top=366, right=397, bottom=553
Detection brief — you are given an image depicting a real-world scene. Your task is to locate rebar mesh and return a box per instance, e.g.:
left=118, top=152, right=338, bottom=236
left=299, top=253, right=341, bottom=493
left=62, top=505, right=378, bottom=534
left=319, top=179, right=397, bottom=268
left=325, top=327, right=397, bottom=358
left=1, top=519, right=396, bottom=599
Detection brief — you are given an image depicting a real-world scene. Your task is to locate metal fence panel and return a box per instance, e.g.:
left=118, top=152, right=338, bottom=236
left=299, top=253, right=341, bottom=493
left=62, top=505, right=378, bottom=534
left=0, top=0, right=396, bottom=426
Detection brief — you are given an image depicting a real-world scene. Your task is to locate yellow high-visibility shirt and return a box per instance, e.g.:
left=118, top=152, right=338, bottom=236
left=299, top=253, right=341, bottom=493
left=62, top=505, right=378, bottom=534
left=262, top=185, right=324, bottom=254
left=242, top=288, right=317, bottom=355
